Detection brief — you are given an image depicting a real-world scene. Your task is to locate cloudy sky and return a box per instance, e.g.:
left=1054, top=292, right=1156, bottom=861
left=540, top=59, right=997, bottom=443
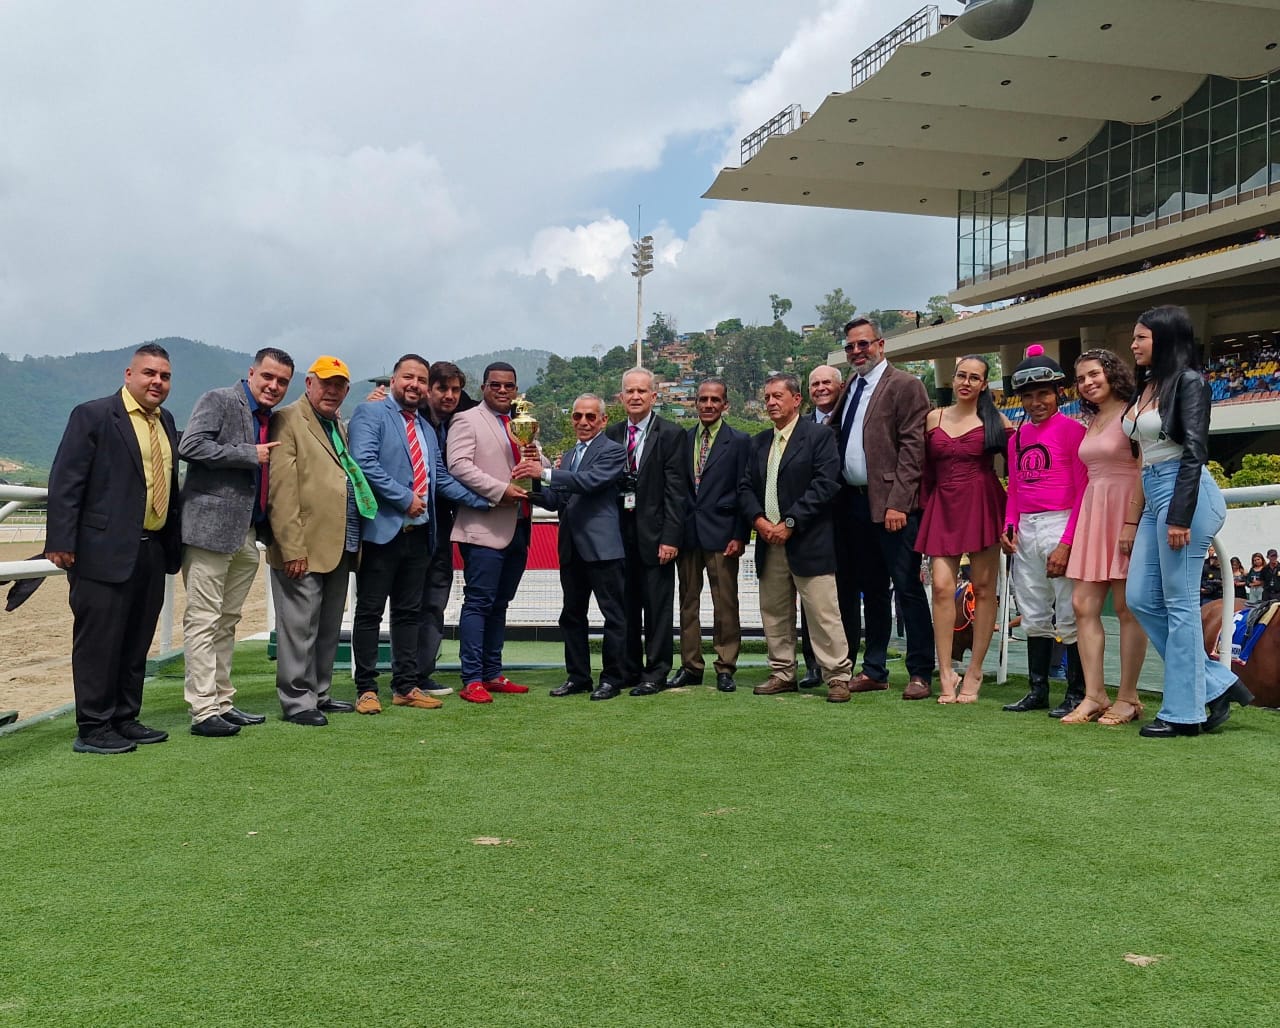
left=0, top=0, right=957, bottom=372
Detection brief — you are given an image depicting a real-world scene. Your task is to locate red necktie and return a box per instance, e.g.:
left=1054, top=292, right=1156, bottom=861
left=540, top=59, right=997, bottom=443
left=500, top=414, right=530, bottom=518
left=255, top=410, right=270, bottom=515
left=402, top=410, right=428, bottom=496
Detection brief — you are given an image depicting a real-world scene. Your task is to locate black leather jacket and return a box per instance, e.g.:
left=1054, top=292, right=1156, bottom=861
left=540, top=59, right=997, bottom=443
left=1155, top=369, right=1213, bottom=528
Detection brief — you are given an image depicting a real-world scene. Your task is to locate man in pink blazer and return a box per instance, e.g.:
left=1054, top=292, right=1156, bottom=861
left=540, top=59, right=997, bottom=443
left=447, top=362, right=533, bottom=703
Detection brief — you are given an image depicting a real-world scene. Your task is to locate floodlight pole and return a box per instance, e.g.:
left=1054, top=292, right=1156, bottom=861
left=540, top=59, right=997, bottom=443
left=632, top=233, right=654, bottom=366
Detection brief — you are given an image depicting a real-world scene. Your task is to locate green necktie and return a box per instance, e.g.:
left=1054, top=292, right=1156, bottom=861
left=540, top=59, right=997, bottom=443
left=325, top=419, right=379, bottom=519
left=765, top=431, right=784, bottom=524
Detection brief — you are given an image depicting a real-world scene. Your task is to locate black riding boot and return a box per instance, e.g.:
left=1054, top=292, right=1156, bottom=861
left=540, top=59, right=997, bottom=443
left=1049, top=642, right=1086, bottom=718
left=1004, top=636, right=1053, bottom=712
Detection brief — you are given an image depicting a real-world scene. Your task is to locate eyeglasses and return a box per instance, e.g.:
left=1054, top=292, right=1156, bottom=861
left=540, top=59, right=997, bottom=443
left=1011, top=365, right=1062, bottom=389
left=486, top=382, right=518, bottom=391
left=843, top=337, right=882, bottom=352
left=571, top=411, right=600, bottom=422
left=953, top=372, right=986, bottom=385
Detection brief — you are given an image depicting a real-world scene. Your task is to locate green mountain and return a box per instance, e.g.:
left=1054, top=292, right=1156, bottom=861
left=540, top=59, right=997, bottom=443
left=0, top=337, right=254, bottom=470
left=454, top=348, right=552, bottom=391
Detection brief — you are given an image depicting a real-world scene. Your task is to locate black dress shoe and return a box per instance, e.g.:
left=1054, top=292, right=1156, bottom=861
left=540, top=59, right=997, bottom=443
left=629, top=682, right=662, bottom=697
left=1049, top=691, right=1084, bottom=719
left=797, top=666, right=821, bottom=689
left=1139, top=717, right=1202, bottom=738
left=318, top=698, right=355, bottom=714
left=115, top=720, right=169, bottom=744
left=551, top=680, right=591, bottom=697
left=716, top=673, right=736, bottom=693
left=191, top=714, right=241, bottom=737
left=222, top=707, right=266, bottom=726
left=72, top=728, right=137, bottom=754
left=1204, top=680, right=1255, bottom=732
left=285, top=709, right=328, bottom=726
left=665, top=668, right=703, bottom=688
left=590, top=682, right=622, bottom=701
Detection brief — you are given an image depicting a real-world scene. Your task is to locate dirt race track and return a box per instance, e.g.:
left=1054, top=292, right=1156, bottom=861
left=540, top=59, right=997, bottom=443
left=0, top=541, right=269, bottom=723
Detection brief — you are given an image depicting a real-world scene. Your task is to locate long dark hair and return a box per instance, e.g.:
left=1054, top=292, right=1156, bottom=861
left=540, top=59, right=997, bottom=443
left=955, top=355, right=1006, bottom=454
left=1075, top=348, right=1136, bottom=417
left=1128, top=305, right=1201, bottom=417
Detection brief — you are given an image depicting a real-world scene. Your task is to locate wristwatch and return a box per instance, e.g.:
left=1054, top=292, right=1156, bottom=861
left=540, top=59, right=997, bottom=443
left=784, top=517, right=795, bottom=529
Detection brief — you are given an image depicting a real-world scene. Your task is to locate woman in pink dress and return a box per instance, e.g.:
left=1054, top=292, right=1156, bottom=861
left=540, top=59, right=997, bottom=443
left=1062, top=349, right=1146, bottom=724
left=917, top=356, right=1013, bottom=704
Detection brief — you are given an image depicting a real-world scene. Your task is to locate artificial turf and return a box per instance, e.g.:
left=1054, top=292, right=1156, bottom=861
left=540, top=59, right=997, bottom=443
left=2, top=643, right=1277, bottom=1027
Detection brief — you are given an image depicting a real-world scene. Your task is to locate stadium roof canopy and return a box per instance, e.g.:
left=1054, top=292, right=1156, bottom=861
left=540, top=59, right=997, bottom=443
left=704, top=0, right=1280, bottom=219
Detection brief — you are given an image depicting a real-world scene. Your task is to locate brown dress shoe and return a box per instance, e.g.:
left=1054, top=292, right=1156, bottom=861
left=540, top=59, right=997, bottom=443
left=902, top=676, right=932, bottom=700
left=826, top=680, right=852, bottom=703
left=393, top=687, right=444, bottom=709
left=849, top=673, right=889, bottom=693
left=753, top=676, right=798, bottom=696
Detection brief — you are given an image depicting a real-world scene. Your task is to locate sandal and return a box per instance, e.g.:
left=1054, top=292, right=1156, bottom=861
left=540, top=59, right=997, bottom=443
left=1098, top=700, right=1145, bottom=726
left=1061, top=698, right=1109, bottom=724
left=955, top=669, right=983, bottom=704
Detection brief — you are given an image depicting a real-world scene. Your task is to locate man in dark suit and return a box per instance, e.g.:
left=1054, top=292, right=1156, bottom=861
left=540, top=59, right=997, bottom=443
left=799, top=364, right=845, bottom=687
left=831, top=317, right=934, bottom=700
left=347, top=354, right=489, bottom=714
left=522, top=394, right=628, bottom=700
left=604, top=367, right=688, bottom=695
left=740, top=373, right=852, bottom=698
left=44, top=343, right=182, bottom=754
left=668, top=378, right=749, bottom=692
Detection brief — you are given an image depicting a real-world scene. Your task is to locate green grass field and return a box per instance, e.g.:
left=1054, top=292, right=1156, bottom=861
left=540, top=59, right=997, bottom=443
left=3, top=644, right=1277, bottom=1027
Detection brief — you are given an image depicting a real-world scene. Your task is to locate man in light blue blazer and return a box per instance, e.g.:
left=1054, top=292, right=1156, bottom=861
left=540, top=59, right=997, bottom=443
left=347, top=354, right=489, bottom=714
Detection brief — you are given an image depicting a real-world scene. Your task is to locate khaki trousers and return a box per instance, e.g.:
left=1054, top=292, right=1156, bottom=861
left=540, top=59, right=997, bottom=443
left=182, top=528, right=261, bottom=723
left=676, top=548, right=741, bottom=676
left=758, top=542, right=851, bottom=683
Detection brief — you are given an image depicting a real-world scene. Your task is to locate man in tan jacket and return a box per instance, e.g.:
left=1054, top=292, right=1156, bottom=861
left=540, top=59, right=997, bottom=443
left=266, top=356, right=367, bottom=725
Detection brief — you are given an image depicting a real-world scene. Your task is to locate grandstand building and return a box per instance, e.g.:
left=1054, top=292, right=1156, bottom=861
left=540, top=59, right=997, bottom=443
left=704, top=0, right=1280, bottom=468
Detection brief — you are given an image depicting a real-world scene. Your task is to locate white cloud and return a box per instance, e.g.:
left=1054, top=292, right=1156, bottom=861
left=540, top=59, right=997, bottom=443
left=0, top=0, right=954, bottom=370
left=515, top=217, right=632, bottom=283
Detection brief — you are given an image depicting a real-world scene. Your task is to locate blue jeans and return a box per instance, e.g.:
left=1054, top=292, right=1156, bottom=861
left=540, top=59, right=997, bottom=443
left=1126, top=461, right=1234, bottom=723
left=458, top=520, right=529, bottom=685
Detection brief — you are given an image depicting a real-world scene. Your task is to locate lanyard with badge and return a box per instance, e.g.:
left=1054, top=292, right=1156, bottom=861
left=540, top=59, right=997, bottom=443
left=623, top=420, right=647, bottom=511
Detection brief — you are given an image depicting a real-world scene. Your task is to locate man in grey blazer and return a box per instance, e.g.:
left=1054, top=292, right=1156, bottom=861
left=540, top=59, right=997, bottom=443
left=179, top=347, right=294, bottom=737
left=523, top=394, right=628, bottom=700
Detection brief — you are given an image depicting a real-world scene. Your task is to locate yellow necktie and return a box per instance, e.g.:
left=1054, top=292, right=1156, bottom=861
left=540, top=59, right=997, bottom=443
left=765, top=432, right=783, bottom=523
left=147, top=412, right=168, bottom=518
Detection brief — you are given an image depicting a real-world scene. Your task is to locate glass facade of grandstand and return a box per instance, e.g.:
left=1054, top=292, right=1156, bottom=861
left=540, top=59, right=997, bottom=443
left=958, top=74, right=1280, bottom=287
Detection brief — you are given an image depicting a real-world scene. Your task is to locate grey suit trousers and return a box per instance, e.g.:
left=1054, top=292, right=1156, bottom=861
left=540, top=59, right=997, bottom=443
left=272, top=552, right=354, bottom=715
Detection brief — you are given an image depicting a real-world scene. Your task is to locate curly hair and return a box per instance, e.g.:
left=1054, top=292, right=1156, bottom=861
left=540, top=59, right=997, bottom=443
left=1075, top=348, right=1136, bottom=416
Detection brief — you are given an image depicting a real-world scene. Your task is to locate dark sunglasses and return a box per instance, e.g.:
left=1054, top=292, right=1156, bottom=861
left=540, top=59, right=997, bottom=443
left=571, top=411, right=600, bottom=422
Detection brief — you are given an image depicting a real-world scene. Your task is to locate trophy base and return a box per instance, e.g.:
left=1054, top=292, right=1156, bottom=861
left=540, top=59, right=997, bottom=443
left=514, top=477, right=534, bottom=493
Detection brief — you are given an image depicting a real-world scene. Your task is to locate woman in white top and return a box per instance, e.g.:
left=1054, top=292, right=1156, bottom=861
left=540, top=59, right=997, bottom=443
left=1119, top=305, right=1251, bottom=737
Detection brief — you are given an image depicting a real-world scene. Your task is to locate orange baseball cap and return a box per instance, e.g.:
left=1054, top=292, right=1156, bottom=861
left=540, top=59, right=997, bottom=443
left=308, top=356, right=351, bottom=380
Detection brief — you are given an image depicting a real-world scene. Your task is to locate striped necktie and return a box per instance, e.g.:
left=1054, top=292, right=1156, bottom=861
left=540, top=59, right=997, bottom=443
left=145, top=411, right=168, bottom=518
left=402, top=410, right=428, bottom=495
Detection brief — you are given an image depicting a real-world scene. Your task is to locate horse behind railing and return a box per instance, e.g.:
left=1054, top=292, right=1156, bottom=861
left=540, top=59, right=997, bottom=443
left=1202, top=600, right=1280, bottom=707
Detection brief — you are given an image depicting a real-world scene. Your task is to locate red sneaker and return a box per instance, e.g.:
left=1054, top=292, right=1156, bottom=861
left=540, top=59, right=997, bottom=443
left=459, top=681, right=493, bottom=704
left=485, top=675, right=529, bottom=694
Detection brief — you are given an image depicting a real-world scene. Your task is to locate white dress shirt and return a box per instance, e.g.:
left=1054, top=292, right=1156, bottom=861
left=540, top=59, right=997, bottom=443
left=841, top=359, right=888, bottom=486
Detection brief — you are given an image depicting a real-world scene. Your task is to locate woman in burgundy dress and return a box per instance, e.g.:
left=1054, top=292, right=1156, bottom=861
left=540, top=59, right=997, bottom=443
left=917, top=356, right=1014, bottom=703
